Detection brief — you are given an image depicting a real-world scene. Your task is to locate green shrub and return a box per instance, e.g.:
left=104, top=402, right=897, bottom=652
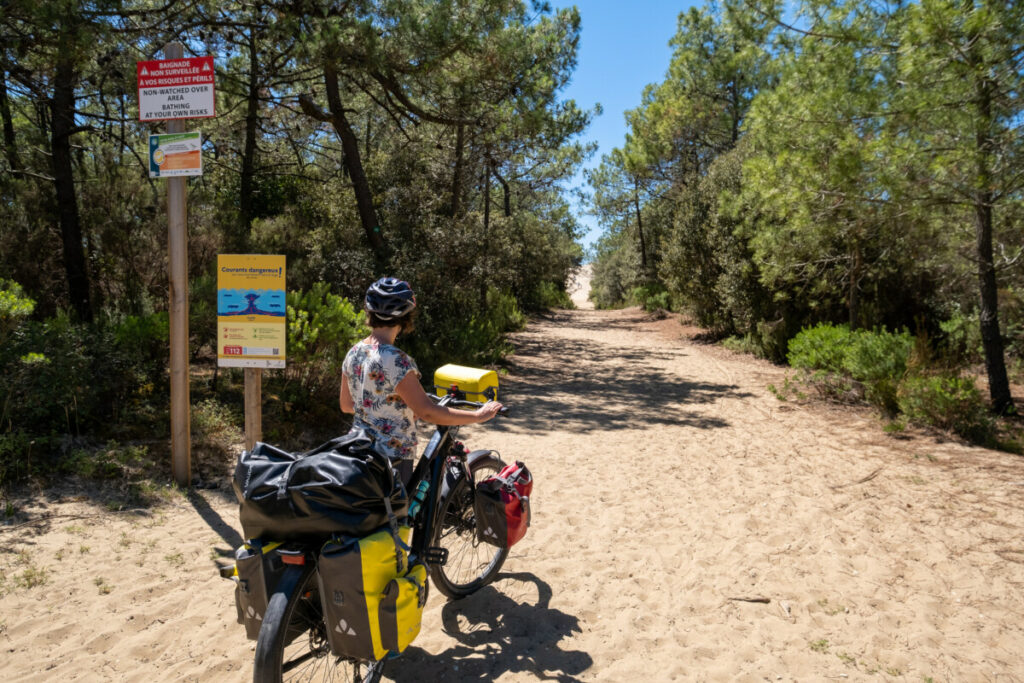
left=0, top=279, right=35, bottom=341
left=60, top=442, right=149, bottom=481
left=192, top=398, right=242, bottom=456
left=631, top=283, right=672, bottom=312
left=0, top=309, right=175, bottom=485
left=280, top=284, right=368, bottom=412
left=0, top=432, right=48, bottom=484
left=844, top=328, right=913, bottom=414
left=460, top=289, right=526, bottom=365
left=787, top=323, right=853, bottom=374
left=752, top=318, right=791, bottom=362
left=531, top=281, right=574, bottom=310
left=188, top=273, right=218, bottom=358
left=111, top=312, right=170, bottom=391
left=787, top=323, right=913, bottom=413
left=405, top=288, right=525, bottom=370
left=722, top=334, right=761, bottom=356
left=938, top=308, right=982, bottom=364
left=898, top=374, right=994, bottom=443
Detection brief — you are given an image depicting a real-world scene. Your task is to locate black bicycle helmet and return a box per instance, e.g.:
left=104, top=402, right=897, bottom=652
left=364, top=277, right=416, bottom=321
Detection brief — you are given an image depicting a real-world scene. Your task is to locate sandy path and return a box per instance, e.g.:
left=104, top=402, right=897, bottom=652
left=3, top=306, right=1024, bottom=682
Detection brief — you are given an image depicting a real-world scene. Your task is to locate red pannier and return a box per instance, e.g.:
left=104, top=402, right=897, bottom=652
left=473, top=461, right=532, bottom=548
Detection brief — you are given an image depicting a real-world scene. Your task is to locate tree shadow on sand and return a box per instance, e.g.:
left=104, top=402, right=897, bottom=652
left=387, top=572, right=592, bottom=682
left=485, top=331, right=751, bottom=436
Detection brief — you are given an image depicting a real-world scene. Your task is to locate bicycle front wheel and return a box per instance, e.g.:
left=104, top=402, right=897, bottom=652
left=253, top=564, right=384, bottom=683
left=430, top=454, right=509, bottom=599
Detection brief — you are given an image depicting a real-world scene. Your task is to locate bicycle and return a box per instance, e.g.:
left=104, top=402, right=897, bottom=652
left=249, top=391, right=509, bottom=683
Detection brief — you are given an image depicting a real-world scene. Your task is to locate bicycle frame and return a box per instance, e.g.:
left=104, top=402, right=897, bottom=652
left=406, top=392, right=483, bottom=567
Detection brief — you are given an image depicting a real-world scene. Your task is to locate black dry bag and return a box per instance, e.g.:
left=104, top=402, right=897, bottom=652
left=233, top=430, right=408, bottom=541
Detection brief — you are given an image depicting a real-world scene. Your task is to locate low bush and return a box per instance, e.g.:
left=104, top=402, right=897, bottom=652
left=0, top=281, right=179, bottom=486
left=530, top=280, right=574, bottom=310
left=786, top=322, right=997, bottom=444
left=631, top=283, right=672, bottom=312
left=405, top=288, right=526, bottom=370
left=787, top=323, right=853, bottom=374
left=787, top=323, right=912, bottom=414
left=278, top=283, right=369, bottom=416
left=897, top=374, right=994, bottom=444
left=192, top=398, right=243, bottom=457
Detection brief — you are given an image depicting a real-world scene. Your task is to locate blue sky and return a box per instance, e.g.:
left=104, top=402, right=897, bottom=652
left=549, top=0, right=701, bottom=251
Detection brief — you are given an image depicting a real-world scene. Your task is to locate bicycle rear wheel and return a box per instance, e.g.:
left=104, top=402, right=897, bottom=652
left=430, top=454, right=509, bottom=599
left=253, top=564, right=384, bottom=683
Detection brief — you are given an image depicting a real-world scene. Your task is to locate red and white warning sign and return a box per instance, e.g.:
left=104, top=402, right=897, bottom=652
left=137, top=56, right=215, bottom=122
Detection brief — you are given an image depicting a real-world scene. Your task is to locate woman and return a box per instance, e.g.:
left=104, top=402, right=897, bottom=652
left=339, top=277, right=503, bottom=486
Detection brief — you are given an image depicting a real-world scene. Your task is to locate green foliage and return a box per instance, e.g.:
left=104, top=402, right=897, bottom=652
left=0, top=0, right=589, bottom=461
left=188, top=274, right=218, bottom=358
left=787, top=324, right=913, bottom=414
left=0, top=432, right=46, bottom=485
left=0, top=310, right=176, bottom=485
left=787, top=324, right=855, bottom=375
left=938, top=308, right=983, bottom=364
left=898, top=374, right=994, bottom=444
left=631, top=283, right=671, bottom=312
left=110, top=312, right=170, bottom=390
left=463, top=289, right=527, bottom=363
left=722, top=334, right=764, bottom=358
left=786, top=322, right=996, bottom=441
left=588, top=0, right=1024, bottom=420
left=192, top=398, right=243, bottom=458
left=0, top=280, right=35, bottom=340
left=528, top=281, right=574, bottom=311
left=590, top=229, right=641, bottom=309
left=406, top=288, right=526, bottom=370
left=277, top=285, right=368, bottom=416
left=61, top=442, right=149, bottom=481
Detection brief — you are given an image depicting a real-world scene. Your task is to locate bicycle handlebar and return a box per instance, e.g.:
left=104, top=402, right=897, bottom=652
left=428, top=392, right=509, bottom=415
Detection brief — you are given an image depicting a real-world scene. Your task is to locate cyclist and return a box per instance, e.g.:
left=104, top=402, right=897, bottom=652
left=339, top=277, right=503, bottom=486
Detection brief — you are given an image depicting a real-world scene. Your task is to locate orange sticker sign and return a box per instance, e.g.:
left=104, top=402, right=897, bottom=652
left=149, top=132, right=202, bottom=178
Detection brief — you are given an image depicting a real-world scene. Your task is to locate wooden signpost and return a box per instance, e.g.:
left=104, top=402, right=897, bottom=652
left=138, top=44, right=215, bottom=487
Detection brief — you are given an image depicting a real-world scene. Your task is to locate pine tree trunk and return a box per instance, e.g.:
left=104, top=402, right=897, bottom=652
left=450, top=123, right=465, bottom=216
left=967, top=8, right=1013, bottom=414
left=480, top=158, right=492, bottom=307
left=633, top=178, right=648, bottom=279
left=238, top=31, right=260, bottom=247
left=51, top=49, right=92, bottom=322
left=323, top=62, right=387, bottom=265
left=1, top=71, right=22, bottom=172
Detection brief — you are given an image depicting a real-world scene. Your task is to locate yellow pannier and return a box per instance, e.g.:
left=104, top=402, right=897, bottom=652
left=433, top=364, right=499, bottom=404
left=317, top=525, right=424, bottom=661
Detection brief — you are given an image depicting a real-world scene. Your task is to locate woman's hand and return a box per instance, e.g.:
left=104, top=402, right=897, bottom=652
left=474, top=401, right=503, bottom=422
left=397, top=373, right=503, bottom=426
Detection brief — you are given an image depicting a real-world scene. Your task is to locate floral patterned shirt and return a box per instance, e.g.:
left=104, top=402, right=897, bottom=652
left=342, top=339, right=420, bottom=461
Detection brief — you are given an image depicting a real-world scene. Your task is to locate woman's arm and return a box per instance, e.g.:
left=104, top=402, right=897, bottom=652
left=396, top=372, right=502, bottom=425
left=339, top=373, right=355, bottom=414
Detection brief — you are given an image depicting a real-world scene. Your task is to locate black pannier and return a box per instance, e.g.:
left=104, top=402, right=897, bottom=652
left=233, top=430, right=409, bottom=541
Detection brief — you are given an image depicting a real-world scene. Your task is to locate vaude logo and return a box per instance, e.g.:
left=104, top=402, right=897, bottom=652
left=335, top=618, right=356, bottom=636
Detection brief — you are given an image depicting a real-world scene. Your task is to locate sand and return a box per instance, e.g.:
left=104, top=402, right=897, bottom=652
left=3, top=272, right=1024, bottom=681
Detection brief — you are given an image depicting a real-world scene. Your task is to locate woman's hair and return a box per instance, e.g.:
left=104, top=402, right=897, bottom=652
left=366, top=307, right=417, bottom=334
